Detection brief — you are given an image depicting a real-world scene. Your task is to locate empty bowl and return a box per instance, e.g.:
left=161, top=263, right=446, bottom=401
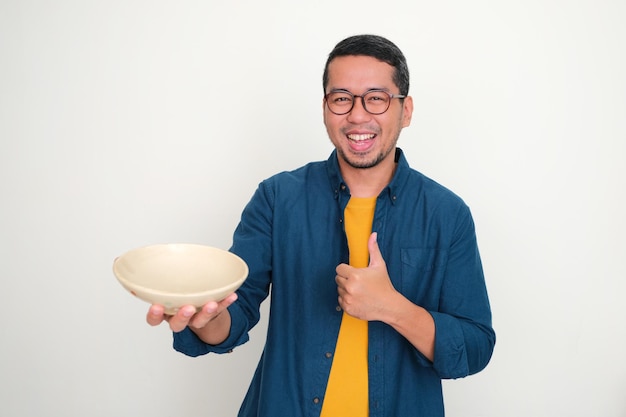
left=113, top=243, right=248, bottom=314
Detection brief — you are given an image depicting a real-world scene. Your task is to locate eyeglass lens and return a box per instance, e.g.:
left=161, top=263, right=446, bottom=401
left=326, top=91, right=392, bottom=115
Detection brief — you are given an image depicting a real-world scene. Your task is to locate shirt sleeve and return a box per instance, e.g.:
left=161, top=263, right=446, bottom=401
left=428, top=205, right=495, bottom=378
left=173, top=180, right=274, bottom=356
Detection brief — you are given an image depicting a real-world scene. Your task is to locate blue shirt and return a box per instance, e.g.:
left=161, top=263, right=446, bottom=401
left=173, top=149, right=495, bottom=417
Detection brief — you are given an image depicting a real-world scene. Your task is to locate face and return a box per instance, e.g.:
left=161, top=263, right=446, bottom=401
left=323, top=55, right=413, bottom=171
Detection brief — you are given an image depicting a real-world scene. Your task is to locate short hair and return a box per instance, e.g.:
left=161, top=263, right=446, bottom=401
left=322, top=34, right=410, bottom=96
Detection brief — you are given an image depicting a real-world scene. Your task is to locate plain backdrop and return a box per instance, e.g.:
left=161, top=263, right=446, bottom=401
left=1, top=1, right=625, bottom=416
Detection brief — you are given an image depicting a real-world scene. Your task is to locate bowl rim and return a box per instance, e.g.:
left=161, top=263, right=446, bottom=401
left=112, top=243, right=249, bottom=297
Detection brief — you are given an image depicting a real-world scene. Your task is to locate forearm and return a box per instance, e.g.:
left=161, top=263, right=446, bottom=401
left=189, top=309, right=232, bottom=346
left=382, top=292, right=435, bottom=362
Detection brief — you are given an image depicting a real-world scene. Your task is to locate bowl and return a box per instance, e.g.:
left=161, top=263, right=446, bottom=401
left=113, top=243, right=248, bottom=314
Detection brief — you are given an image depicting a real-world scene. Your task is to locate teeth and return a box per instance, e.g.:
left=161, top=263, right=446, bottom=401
left=347, top=133, right=375, bottom=141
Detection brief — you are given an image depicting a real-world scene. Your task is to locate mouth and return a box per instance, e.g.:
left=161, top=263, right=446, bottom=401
left=346, top=132, right=376, bottom=152
left=347, top=133, right=376, bottom=142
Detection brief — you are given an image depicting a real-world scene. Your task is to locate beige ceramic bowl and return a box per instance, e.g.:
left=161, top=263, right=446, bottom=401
left=113, top=243, right=248, bottom=314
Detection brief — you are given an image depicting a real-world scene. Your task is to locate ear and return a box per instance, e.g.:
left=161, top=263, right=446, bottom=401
left=401, top=96, right=414, bottom=128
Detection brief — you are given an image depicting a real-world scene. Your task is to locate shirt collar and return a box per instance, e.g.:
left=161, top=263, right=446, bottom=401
left=326, top=148, right=410, bottom=205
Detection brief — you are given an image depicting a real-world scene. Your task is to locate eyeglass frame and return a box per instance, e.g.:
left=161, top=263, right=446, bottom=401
left=324, top=88, right=407, bottom=115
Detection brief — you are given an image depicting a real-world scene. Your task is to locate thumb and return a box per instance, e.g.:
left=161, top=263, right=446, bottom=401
left=368, top=232, right=385, bottom=267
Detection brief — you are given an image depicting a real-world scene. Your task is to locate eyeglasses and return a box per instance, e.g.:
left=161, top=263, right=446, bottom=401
left=324, top=89, right=406, bottom=115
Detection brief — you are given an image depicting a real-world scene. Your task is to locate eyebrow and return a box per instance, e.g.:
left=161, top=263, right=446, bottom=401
left=327, top=87, right=392, bottom=94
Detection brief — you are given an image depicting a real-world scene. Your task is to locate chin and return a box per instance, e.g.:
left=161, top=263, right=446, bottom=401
left=340, top=149, right=384, bottom=169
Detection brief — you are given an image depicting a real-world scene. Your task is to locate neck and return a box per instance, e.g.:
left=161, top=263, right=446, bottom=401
left=339, top=151, right=397, bottom=198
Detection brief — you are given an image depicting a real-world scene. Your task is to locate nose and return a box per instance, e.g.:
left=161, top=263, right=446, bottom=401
left=346, top=96, right=372, bottom=123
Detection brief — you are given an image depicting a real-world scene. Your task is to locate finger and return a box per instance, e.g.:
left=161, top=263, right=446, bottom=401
left=337, top=273, right=354, bottom=293
left=335, top=274, right=343, bottom=286
left=168, top=305, right=197, bottom=333
left=335, top=263, right=351, bottom=279
left=367, top=232, right=385, bottom=267
left=336, top=285, right=347, bottom=298
left=146, top=304, right=166, bottom=326
left=189, top=292, right=238, bottom=329
left=188, top=301, right=219, bottom=329
left=220, top=292, right=238, bottom=306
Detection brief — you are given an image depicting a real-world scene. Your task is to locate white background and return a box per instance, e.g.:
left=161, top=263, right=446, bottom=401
left=1, top=1, right=625, bottom=416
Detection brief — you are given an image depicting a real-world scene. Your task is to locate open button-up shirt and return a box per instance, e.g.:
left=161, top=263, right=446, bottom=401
left=173, top=149, right=495, bottom=417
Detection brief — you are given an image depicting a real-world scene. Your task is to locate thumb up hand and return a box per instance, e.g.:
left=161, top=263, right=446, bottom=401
left=335, top=232, right=397, bottom=321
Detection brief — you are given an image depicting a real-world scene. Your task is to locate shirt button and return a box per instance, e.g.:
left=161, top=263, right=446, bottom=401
left=325, top=352, right=333, bottom=359
left=335, top=305, right=342, bottom=312
left=313, top=397, right=320, bottom=404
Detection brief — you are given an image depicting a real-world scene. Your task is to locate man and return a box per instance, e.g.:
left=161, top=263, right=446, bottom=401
left=147, top=34, right=495, bottom=417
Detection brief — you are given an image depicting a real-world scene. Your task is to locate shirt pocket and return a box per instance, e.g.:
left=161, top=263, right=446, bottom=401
left=400, top=248, right=447, bottom=309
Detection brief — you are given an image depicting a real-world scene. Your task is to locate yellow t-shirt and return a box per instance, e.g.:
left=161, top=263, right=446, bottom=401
left=320, top=196, right=377, bottom=417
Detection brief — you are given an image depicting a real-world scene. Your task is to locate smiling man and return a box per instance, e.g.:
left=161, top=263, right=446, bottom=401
left=323, top=55, right=411, bottom=173
left=148, top=34, right=495, bottom=417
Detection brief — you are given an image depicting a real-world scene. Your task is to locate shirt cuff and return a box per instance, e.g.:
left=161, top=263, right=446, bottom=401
left=172, top=303, right=251, bottom=356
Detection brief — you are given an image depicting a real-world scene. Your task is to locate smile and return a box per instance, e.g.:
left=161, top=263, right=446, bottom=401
left=347, top=133, right=376, bottom=142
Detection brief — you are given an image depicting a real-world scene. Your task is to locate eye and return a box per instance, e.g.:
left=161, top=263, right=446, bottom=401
left=366, top=91, right=389, bottom=102
left=329, top=93, right=353, bottom=105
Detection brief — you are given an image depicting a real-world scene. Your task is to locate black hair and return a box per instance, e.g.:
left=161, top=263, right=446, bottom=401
left=322, top=34, right=410, bottom=96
